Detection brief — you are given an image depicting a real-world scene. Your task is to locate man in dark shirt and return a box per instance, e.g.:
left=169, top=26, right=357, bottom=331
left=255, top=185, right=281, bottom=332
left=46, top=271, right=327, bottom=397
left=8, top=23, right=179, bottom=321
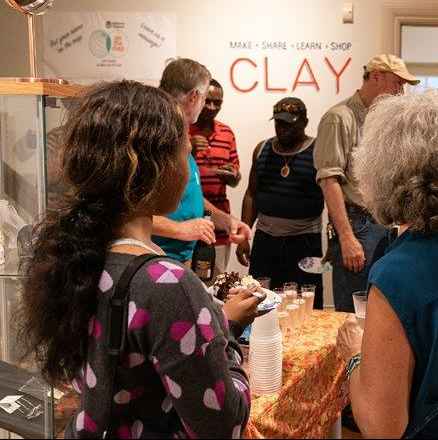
left=237, top=97, right=324, bottom=308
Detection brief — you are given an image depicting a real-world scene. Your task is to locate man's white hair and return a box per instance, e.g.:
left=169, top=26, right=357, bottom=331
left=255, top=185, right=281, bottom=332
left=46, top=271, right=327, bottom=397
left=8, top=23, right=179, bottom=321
left=354, top=89, right=438, bottom=232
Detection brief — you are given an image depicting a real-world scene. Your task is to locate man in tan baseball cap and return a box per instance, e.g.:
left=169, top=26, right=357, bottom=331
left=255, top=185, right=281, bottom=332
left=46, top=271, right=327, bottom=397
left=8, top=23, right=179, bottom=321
left=314, top=53, right=420, bottom=313
left=365, top=54, right=420, bottom=87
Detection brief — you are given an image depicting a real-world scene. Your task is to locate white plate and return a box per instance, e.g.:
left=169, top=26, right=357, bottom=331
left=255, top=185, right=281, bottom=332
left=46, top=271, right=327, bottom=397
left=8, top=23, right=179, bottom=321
left=208, top=285, right=282, bottom=312
left=257, top=288, right=282, bottom=312
left=298, top=257, right=332, bottom=274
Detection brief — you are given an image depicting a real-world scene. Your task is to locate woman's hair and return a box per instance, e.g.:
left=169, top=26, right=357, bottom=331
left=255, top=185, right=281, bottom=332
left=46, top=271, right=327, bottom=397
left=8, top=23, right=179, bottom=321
left=354, top=89, right=438, bottom=233
left=19, top=80, right=185, bottom=385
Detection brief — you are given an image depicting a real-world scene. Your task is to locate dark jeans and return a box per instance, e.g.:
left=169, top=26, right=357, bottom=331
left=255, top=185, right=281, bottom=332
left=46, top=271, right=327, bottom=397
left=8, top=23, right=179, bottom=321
left=249, top=230, right=323, bottom=309
left=331, top=209, right=388, bottom=312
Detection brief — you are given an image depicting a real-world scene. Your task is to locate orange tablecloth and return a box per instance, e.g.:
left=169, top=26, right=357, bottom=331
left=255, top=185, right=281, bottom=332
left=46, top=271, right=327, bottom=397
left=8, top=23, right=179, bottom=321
left=245, top=310, right=350, bottom=439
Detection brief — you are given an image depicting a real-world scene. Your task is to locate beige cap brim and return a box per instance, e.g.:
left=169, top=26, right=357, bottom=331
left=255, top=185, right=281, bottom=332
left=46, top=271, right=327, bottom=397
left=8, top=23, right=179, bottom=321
left=395, top=71, right=420, bottom=86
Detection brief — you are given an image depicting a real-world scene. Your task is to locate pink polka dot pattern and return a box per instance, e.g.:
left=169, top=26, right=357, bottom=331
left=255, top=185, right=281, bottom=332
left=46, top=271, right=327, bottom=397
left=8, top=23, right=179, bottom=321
left=76, top=411, right=97, bottom=433
left=98, top=270, right=113, bottom=292
left=161, top=396, right=173, bottom=414
left=163, top=375, right=182, bottom=399
left=116, top=421, right=144, bottom=439
left=170, top=321, right=197, bottom=355
left=113, top=387, right=145, bottom=405
left=197, top=308, right=215, bottom=342
left=72, top=377, right=82, bottom=395
left=203, top=381, right=225, bottom=411
left=73, top=256, right=251, bottom=438
left=85, top=363, right=97, bottom=389
left=147, top=261, right=185, bottom=284
left=88, top=316, right=102, bottom=340
left=128, top=301, right=150, bottom=331
left=150, top=356, right=160, bottom=373
left=232, top=425, right=242, bottom=439
left=117, top=425, right=131, bottom=439
left=132, top=420, right=144, bottom=439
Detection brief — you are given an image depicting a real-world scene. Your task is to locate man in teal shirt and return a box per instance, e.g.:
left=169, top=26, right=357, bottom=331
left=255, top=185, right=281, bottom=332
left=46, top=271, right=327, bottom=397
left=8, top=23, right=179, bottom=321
left=153, top=155, right=204, bottom=261
left=152, top=58, right=251, bottom=264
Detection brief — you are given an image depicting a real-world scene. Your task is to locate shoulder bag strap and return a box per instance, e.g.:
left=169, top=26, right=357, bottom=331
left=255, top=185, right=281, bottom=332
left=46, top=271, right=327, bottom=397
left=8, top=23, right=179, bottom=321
left=103, top=253, right=162, bottom=438
left=107, top=254, right=162, bottom=356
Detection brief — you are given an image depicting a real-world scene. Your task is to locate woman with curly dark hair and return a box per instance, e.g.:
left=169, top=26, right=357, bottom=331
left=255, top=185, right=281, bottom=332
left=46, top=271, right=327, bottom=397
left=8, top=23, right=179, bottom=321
left=19, top=81, right=259, bottom=438
left=337, top=90, right=438, bottom=439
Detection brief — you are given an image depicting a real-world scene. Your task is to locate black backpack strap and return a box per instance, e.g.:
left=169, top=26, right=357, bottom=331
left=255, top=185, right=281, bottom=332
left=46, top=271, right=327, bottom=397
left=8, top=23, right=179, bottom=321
left=107, top=253, right=162, bottom=357
left=103, top=253, right=163, bottom=438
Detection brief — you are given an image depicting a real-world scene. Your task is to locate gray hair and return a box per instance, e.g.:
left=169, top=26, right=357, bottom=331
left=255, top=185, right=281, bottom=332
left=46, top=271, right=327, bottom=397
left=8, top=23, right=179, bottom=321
left=159, top=58, right=211, bottom=102
left=354, top=90, right=438, bottom=233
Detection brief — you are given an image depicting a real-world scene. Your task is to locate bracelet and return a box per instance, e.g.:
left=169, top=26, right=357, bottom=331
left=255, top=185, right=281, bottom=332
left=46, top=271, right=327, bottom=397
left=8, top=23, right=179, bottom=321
left=346, top=353, right=361, bottom=379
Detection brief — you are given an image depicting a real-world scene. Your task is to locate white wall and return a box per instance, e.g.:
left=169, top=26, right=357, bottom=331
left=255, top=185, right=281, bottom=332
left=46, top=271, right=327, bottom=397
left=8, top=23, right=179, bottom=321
left=1, top=0, right=438, bottom=306
left=0, top=2, right=28, bottom=76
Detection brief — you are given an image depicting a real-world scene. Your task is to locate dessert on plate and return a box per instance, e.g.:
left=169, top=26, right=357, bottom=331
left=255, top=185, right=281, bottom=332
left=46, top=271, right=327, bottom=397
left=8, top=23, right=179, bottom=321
left=213, top=272, right=261, bottom=301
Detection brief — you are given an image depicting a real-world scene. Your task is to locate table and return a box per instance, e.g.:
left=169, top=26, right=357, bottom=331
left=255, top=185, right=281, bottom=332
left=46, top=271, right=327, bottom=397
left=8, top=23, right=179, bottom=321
left=53, top=311, right=350, bottom=439
left=245, top=310, right=350, bottom=439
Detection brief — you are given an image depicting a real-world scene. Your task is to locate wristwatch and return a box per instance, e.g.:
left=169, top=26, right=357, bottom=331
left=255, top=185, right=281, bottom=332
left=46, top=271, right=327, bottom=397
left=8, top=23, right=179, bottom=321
left=346, top=353, right=361, bottom=379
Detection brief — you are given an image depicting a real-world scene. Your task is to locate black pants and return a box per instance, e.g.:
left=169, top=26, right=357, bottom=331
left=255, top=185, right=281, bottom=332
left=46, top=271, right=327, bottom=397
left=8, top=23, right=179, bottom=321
left=249, top=229, right=323, bottom=309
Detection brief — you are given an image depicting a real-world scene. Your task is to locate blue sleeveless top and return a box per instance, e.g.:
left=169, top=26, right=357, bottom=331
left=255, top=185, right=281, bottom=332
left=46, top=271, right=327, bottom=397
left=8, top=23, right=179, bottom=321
left=368, top=231, right=438, bottom=438
left=255, top=138, right=324, bottom=220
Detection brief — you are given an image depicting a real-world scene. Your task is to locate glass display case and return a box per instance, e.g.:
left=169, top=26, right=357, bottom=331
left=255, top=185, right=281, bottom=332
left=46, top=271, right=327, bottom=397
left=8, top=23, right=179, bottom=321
left=0, top=81, right=83, bottom=439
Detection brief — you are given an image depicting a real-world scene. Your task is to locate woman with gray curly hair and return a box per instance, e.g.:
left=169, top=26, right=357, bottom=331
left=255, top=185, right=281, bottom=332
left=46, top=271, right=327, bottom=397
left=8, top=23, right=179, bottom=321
left=337, top=90, right=438, bottom=439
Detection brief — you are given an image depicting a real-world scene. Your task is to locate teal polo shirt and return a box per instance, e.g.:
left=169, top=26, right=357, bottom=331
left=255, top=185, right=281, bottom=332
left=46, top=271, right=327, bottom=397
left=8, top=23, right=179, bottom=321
left=153, top=155, right=204, bottom=262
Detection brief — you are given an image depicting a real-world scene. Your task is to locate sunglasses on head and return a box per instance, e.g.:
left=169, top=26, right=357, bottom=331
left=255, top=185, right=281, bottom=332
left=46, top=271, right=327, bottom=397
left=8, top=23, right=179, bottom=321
left=273, top=102, right=304, bottom=114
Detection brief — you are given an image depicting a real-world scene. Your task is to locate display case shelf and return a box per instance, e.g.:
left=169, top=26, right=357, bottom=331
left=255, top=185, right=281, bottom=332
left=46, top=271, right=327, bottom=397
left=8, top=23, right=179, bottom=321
left=0, top=81, right=84, bottom=98
left=0, top=81, right=83, bottom=438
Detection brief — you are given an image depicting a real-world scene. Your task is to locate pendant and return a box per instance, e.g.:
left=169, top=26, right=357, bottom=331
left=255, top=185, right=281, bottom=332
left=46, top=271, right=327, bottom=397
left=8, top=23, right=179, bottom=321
left=281, top=164, right=290, bottom=178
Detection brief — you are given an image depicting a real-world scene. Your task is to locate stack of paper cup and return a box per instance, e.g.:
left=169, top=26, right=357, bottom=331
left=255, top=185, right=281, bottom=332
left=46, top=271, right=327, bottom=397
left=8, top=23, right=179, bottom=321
left=249, top=309, right=283, bottom=395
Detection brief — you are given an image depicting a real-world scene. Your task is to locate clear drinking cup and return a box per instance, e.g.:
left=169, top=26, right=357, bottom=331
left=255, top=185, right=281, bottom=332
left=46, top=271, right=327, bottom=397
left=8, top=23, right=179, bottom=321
left=292, top=298, right=306, bottom=328
left=286, top=303, right=301, bottom=337
left=352, top=291, right=368, bottom=329
left=283, top=282, right=298, bottom=307
left=278, top=311, right=289, bottom=335
left=301, top=284, right=316, bottom=319
left=273, top=288, right=286, bottom=312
